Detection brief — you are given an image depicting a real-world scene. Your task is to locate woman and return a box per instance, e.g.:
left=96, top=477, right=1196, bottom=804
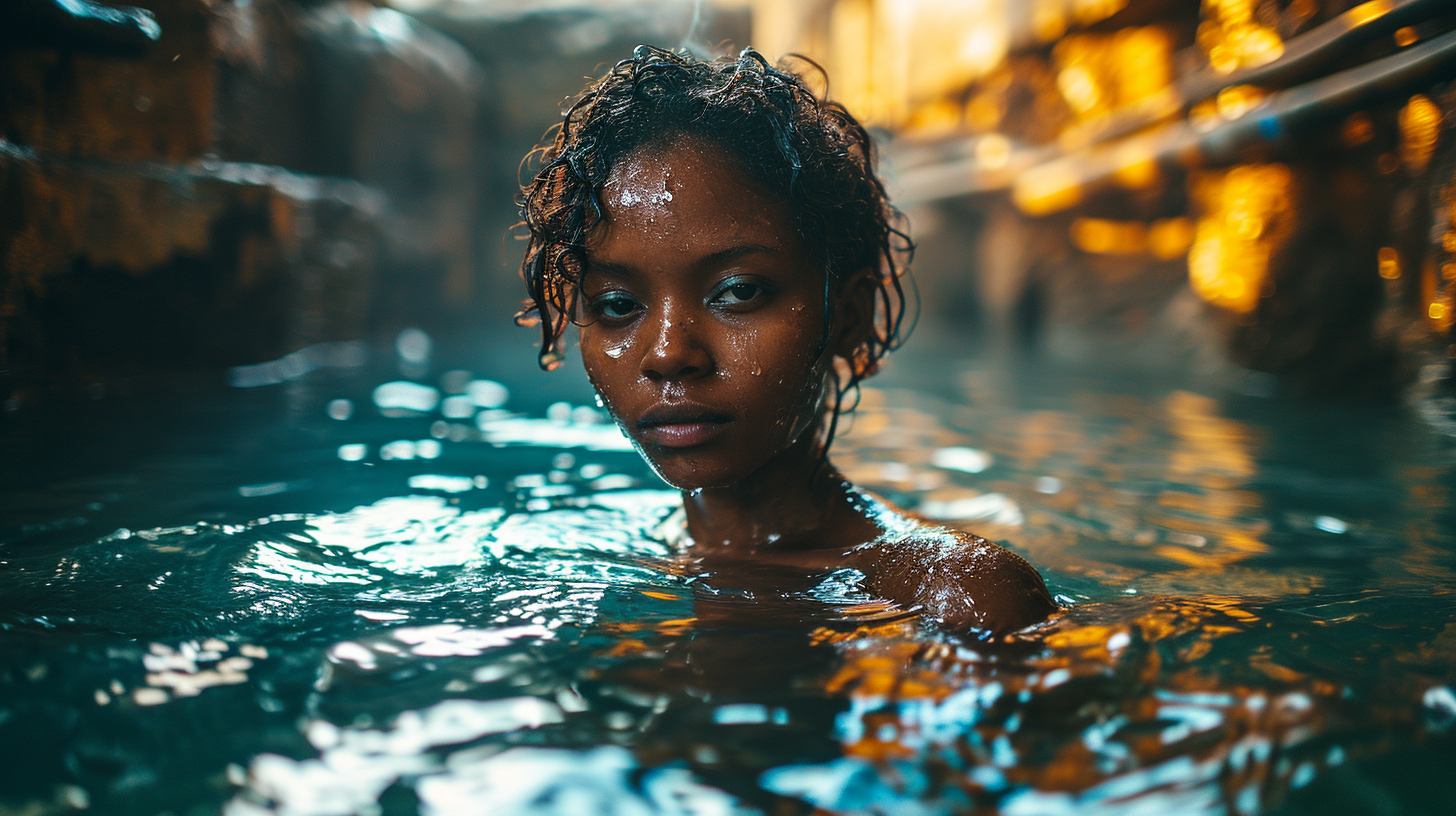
left=517, top=46, right=1054, bottom=639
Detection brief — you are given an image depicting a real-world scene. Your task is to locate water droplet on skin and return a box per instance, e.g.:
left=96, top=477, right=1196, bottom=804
left=751, top=362, right=762, bottom=376
left=605, top=345, right=625, bottom=359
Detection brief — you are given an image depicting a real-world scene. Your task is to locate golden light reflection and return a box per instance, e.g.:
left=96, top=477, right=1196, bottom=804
left=974, top=132, right=1012, bottom=169
left=1430, top=298, right=1453, bottom=329
left=1214, top=84, right=1267, bottom=121
left=1148, top=217, right=1195, bottom=260
left=1070, top=217, right=1194, bottom=259
left=1032, top=0, right=1068, bottom=42
left=1346, top=0, right=1393, bottom=28
left=1198, top=0, right=1285, bottom=75
left=764, top=0, right=1014, bottom=130
left=836, top=385, right=1299, bottom=595
left=1165, top=390, right=1257, bottom=489
left=1112, top=141, right=1159, bottom=189
left=1424, top=247, right=1454, bottom=332
left=1072, top=218, right=1140, bottom=254
left=1398, top=94, right=1442, bottom=174
left=1052, top=27, right=1173, bottom=124
left=1187, top=163, right=1294, bottom=314
left=794, top=594, right=1358, bottom=812
left=753, top=0, right=1151, bottom=131
left=1378, top=246, right=1401, bottom=280
left=1013, top=159, right=1083, bottom=214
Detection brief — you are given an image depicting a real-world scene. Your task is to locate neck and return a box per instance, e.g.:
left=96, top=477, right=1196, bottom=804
left=680, top=428, right=876, bottom=553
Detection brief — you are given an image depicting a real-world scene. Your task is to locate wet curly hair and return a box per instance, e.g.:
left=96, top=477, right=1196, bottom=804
left=516, top=45, right=913, bottom=414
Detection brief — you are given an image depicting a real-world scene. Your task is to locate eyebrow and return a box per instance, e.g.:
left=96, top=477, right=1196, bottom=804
left=696, top=244, right=777, bottom=271
left=585, top=243, right=779, bottom=280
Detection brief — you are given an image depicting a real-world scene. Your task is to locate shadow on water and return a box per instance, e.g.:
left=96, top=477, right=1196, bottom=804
left=0, top=329, right=1454, bottom=815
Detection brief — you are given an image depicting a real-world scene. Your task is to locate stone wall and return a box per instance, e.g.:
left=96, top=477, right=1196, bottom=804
left=0, top=0, right=480, bottom=399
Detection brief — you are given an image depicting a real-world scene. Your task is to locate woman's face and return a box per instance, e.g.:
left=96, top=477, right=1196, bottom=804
left=579, top=138, right=831, bottom=490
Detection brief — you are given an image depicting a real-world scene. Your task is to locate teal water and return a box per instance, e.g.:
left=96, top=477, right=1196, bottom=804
left=2, top=333, right=1454, bottom=816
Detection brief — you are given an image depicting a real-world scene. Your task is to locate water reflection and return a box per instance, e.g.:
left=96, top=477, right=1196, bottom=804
left=1, top=363, right=1454, bottom=814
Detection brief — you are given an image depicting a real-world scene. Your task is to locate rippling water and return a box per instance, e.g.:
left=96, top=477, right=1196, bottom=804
left=2, top=341, right=1453, bottom=815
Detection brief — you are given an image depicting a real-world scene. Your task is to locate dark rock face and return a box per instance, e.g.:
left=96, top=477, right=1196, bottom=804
left=212, top=1, right=481, bottom=316
left=0, top=0, right=162, bottom=58
left=0, top=0, right=482, bottom=396
left=0, top=0, right=215, bottom=163
left=0, top=145, right=384, bottom=382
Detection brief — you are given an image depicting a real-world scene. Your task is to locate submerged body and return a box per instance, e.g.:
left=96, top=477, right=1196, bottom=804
left=677, top=485, right=1056, bottom=637
left=519, top=48, right=1055, bottom=639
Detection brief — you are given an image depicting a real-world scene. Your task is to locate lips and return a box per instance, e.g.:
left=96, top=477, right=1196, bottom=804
left=636, top=402, right=733, bottom=449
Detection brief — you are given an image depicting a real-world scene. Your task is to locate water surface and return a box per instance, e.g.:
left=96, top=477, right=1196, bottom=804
left=2, top=336, right=1453, bottom=815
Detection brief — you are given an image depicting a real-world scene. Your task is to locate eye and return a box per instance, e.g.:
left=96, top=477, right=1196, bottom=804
left=589, top=292, right=643, bottom=321
left=709, top=278, right=771, bottom=309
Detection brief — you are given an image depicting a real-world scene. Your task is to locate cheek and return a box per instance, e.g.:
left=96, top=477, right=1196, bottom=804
left=736, top=310, right=828, bottom=412
left=579, top=331, right=633, bottom=404
left=757, top=305, right=825, bottom=376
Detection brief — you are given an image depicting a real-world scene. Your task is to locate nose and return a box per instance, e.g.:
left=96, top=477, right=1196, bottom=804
left=640, top=308, right=712, bottom=381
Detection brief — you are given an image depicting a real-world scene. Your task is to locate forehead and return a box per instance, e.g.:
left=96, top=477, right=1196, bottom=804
left=590, top=138, right=802, bottom=264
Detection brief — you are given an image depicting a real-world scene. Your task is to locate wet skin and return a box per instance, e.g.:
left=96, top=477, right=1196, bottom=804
left=579, top=136, right=1055, bottom=637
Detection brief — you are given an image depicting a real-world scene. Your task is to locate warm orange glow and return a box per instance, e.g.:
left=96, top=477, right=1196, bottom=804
left=964, top=91, right=1003, bottom=131
left=1187, top=164, right=1294, bottom=314
left=827, top=0, right=876, bottom=123
left=1199, top=0, right=1285, bottom=74
left=1215, top=85, right=1266, bottom=121
left=1428, top=296, right=1454, bottom=334
left=1068, top=217, right=1192, bottom=258
left=974, top=133, right=1012, bottom=169
left=1014, top=159, right=1084, bottom=214
left=1072, top=218, right=1146, bottom=254
left=903, top=98, right=964, bottom=137
left=1166, top=391, right=1255, bottom=482
left=1378, top=247, right=1401, bottom=280
left=1346, top=0, right=1392, bottom=28
left=1421, top=253, right=1453, bottom=331
left=797, top=0, right=1013, bottom=128
left=1341, top=112, right=1375, bottom=147
left=1398, top=94, right=1442, bottom=174
left=1032, top=0, right=1068, bottom=42
left=1394, top=26, right=1418, bottom=47
left=1112, top=141, right=1160, bottom=189
left=1071, top=0, right=1127, bottom=24
left=1053, top=27, right=1173, bottom=124
left=1189, top=98, right=1223, bottom=133
left=1057, top=61, right=1103, bottom=116
left=1148, top=217, right=1194, bottom=260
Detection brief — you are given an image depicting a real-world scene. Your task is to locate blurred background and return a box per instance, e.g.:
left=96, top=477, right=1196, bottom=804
left=2, top=0, right=1455, bottom=405
left=4, top=7, right=1456, bottom=814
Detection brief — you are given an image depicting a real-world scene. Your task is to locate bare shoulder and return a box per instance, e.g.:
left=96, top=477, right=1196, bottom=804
left=851, top=520, right=1057, bottom=639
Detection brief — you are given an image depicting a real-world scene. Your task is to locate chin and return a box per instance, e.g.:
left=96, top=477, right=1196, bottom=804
left=641, top=449, right=756, bottom=492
